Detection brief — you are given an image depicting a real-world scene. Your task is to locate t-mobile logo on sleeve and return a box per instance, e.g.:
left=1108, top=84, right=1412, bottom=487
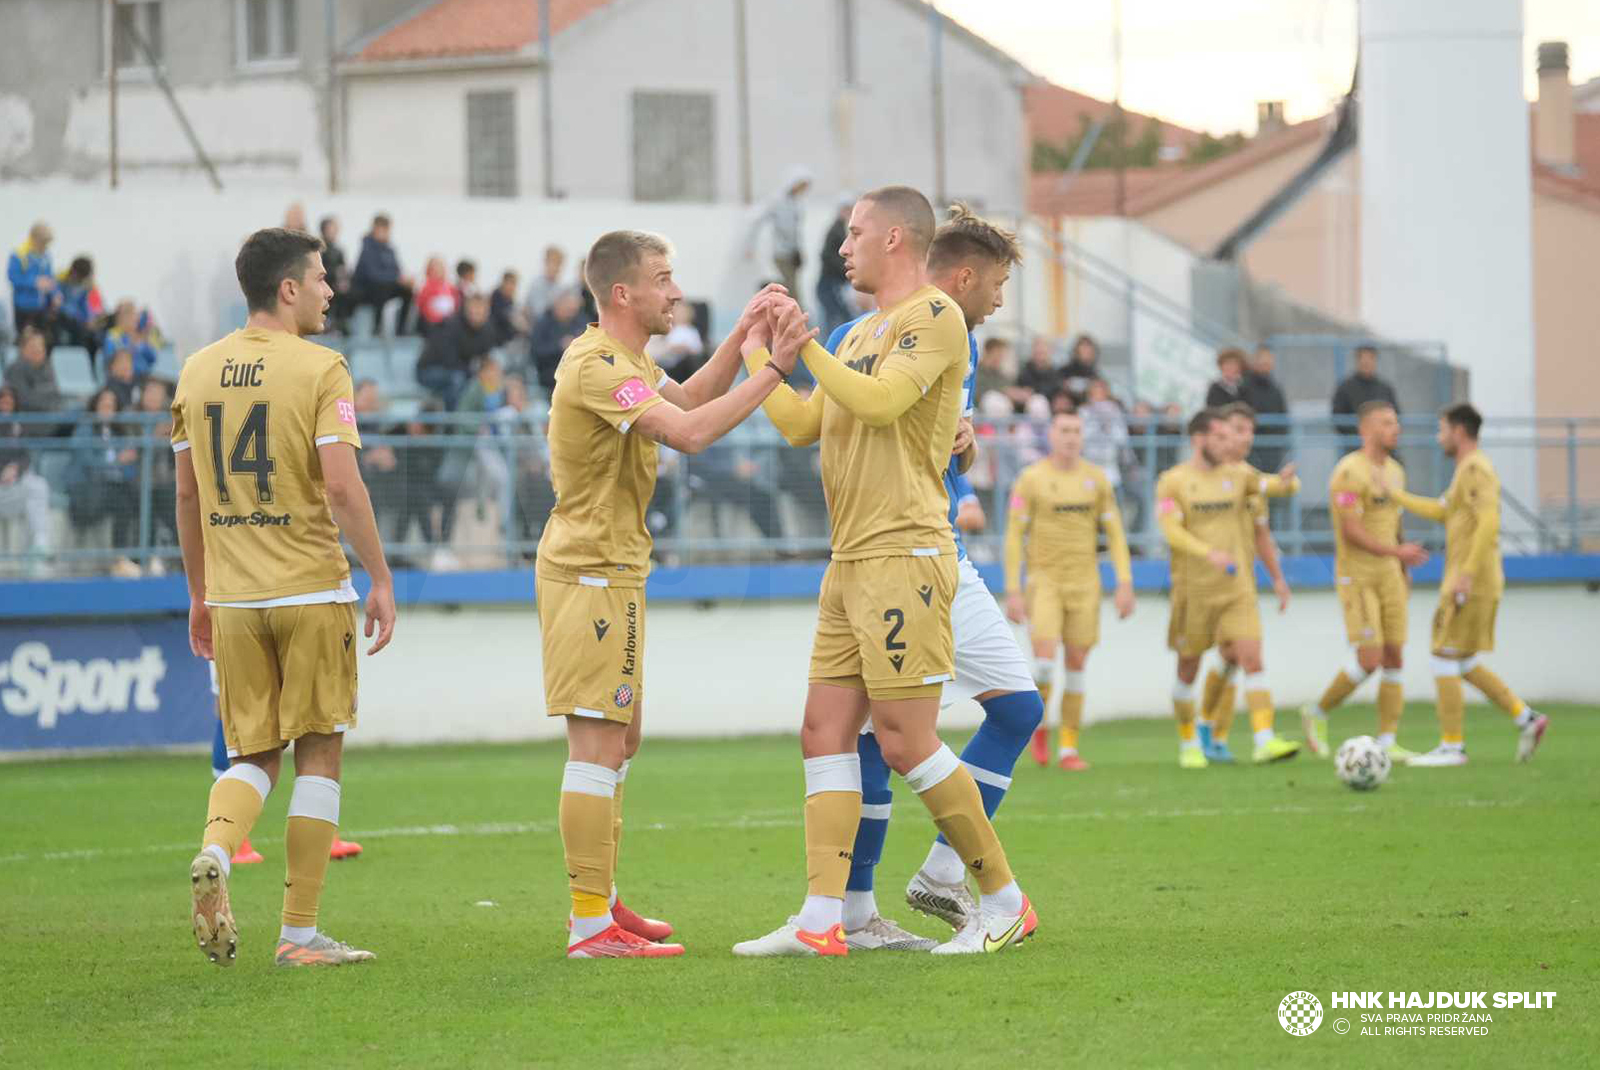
left=612, top=378, right=657, bottom=411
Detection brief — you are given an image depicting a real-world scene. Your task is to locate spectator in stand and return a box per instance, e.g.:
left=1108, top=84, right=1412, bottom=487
left=415, top=256, right=460, bottom=337
left=1012, top=336, right=1064, bottom=410
left=1081, top=376, right=1132, bottom=495
left=1243, top=343, right=1288, bottom=472
left=66, top=387, right=142, bottom=577
left=1050, top=390, right=1076, bottom=415
left=4, top=328, right=62, bottom=413
left=530, top=288, right=588, bottom=396
left=0, top=385, right=52, bottom=566
left=352, top=213, right=415, bottom=333
left=503, top=375, right=556, bottom=553
left=1332, top=344, right=1399, bottom=437
left=100, top=300, right=159, bottom=377
left=696, top=437, right=786, bottom=543
left=974, top=337, right=1014, bottom=411
left=391, top=399, right=450, bottom=566
left=103, top=348, right=140, bottom=410
left=1060, top=333, right=1104, bottom=406
left=1205, top=347, right=1248, bottom=408
left=137, top=377, right=177, bottom=560
left=748, top=167, right=813, bottom=299
left=646, top=298, right=705, bottom=383
left=417, top=292, right=497, bottom=408
left=455, top=260, right=479, bottom=301
left=1155, top=402, right=1185, bottom=476
left=523, top=245, right=566, bottom=324
left=816, top=198, right=852, bottom=336
left=319, top=216, right=352, bottom=333
left=8, top=222, right=58, bottom=336
left=283, top=202, right=309, bottom=233
left=489, top=269, right=529, bottom=349
left=353, top=378, right=403, bottom=533
left=55, top=256, right=103, bottom=350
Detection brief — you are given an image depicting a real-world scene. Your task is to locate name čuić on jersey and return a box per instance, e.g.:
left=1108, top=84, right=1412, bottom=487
left=209, top=511, right=293, bottom=528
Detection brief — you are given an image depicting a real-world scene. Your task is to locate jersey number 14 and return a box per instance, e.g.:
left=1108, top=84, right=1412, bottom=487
left=204, top=402, right=276, bottom=504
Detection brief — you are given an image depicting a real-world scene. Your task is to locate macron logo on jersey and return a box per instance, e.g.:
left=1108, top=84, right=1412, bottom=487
left=612, top=378, right=657, bottom=411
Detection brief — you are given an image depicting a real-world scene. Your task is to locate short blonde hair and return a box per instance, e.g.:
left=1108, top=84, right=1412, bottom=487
left=585, top=230, right=674, bottom=306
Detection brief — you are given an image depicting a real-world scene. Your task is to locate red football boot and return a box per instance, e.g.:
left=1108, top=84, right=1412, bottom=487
left=1029, top=726, right=1050, bottom=767
left=612, top=898, right=673, bottom=942
left=329, top=837, right=363, bottom=861
left=567, top=924, right=685, bottom=958
left=231, top=838, right=264, bottom=865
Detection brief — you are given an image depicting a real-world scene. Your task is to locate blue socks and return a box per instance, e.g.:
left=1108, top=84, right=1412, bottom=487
left=210, top=717, right=229, bottom=779
left=850, top=689, right=1045, bottom=882
left=847, top=732, right=893, bottom=892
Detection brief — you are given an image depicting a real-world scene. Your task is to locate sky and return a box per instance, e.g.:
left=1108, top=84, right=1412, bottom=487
left=934, top=0, right=1600, bottom=135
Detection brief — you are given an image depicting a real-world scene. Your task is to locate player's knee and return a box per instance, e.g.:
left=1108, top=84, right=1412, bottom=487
left=1175, top=657, right=1201, bottom=683
left=1356, top=647, right=1383, bottom=674
left=1063, top=646, right=1089, bottom=672
left=1380, top=646, right=1403, bottom=671
left=986, top=690, right=1044, bottom=735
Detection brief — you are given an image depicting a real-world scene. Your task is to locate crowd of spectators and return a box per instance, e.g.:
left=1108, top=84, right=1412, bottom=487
left=7, top=205, right=1416, bottom=577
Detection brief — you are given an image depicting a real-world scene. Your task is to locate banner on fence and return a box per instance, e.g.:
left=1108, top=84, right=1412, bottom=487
left=0, top=618, right=212, bottom=753
left=1130, top=307, right=1216, bottom=410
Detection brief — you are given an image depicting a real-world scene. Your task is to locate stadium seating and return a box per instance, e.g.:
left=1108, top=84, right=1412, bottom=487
left=150, top=346, right=181, bottom=381
left=50, top=346, right=97, bottom=400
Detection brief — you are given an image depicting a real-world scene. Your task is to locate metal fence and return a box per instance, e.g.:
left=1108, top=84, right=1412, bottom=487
left=2, top=410, right=1597, bottom=579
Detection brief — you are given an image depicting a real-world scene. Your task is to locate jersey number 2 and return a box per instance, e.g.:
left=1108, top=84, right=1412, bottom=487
left=204, top=402, right=276, bottom=504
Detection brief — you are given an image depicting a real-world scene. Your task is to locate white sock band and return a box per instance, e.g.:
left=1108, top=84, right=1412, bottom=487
left=1459, top=654, right=1481, bottom=674
left=1032, top=656, right=1054, bottom=682
left=286, top=775, right=341, bottom=824
left=1347, top=649, right=1374, bottom=682
left=1381, top=668, right=1404, bottom=684
left=616, top=758, right=632, bottom=783
left=561, top=761, right=618, bottom=799
left=1431, top=655, right=1462, bottom=679
left=803, top=753, right=862, bottom=797
left=1243, top=672, right=1268, bottom=692
left=904, top=744, right=962, bottom=794
left=218, top=761, right=272, bottom=802
left=1171, top=679, right=1196, bottom=702
left=1063, top=670, right=1086, bottom=694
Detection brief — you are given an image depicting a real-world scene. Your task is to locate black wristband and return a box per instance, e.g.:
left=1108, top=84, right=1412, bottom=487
left=765, top=361, right=788, bottom=385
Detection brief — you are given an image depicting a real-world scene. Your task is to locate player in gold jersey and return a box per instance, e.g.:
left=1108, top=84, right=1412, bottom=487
left=1156, top=410, right=1300, bottom=768
left=540, top=231, right=811, bottom=958
left=735, top=186, right=1035, bottom=957
left=173, top=228, right=396, bottom=968
left=1300, top=401, right=1429, bottom=761
left=1005, top=411, right=1134, bottom=772
left=1379, top=404, right=1548, bottom=766
left=1193, top=402, right=1299, bottom=762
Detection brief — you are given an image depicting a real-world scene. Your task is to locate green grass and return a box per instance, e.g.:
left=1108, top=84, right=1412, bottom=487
left=2, top=704, right=1597, bottom=1069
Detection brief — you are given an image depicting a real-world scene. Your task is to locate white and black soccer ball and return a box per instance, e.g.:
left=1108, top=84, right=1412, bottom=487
left=1335, top=735, right=1391, bottom=791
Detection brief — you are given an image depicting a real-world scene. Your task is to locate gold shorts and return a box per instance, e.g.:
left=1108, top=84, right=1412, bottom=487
left=1337, top=571, right=1409, bottom=647
left=1027, top=579, right=1101, bottom=648
left=1432, top=591, right=1499, bottom=657
left=1167, top=587, right=1261, bottom=657
left=809, top=554, right=957, bottom=698
left=211, top=601, right=359, bottom=758
left=537, top=575, right=643, bottom=724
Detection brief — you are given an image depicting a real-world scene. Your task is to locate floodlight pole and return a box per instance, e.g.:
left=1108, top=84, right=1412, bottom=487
left=540, top=0, right=555, bottom=197
left=107, top=0, right=119, bottom=189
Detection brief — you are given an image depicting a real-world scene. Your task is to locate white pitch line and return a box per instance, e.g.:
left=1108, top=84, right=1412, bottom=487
left=0, top=797, right=1524, bottom=867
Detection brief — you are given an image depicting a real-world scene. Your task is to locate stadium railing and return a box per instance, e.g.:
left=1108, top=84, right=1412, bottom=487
left=1, top=410, right=1597, bottom=584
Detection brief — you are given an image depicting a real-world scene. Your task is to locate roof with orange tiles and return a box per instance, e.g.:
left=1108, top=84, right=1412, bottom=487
left=354, top=0, right=611, bottom=62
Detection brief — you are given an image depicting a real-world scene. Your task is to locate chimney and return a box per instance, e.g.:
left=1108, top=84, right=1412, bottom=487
left=1256, top=100, right=1286, bottom=136
left=1536, top=41, right=1576, bottom=171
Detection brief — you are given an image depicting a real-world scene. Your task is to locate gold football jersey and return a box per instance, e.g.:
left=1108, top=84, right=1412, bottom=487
left=1155, top=459, right=1261, bottom=596
left=1329, top=451, right=1406, bottom=582
left=537, top=325, right=667, bottom=587
left=1440, top=451, right=1504, bottom=593
left=1009, top=459, right=1117, bottom=589
left=170, top=328, right=361, bottom=603
left=820, top=285, right=966, bottom=560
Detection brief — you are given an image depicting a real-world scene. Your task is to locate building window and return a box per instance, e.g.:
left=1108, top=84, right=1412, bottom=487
left=632, top=91, right=715, bottom=202
left=241, top=0, right=298, bottom=64
left=113, top=1, right=163, bottom=70
left=466, top=90, right=518, bottom=198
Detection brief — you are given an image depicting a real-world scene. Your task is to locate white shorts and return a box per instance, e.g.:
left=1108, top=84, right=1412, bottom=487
left=942, top=555, right=1036, bottom=707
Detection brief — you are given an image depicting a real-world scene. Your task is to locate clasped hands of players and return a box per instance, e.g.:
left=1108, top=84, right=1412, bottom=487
left=1366, top=467, right=1431, bottom=571
left=737, top=287, right=816, bottom=374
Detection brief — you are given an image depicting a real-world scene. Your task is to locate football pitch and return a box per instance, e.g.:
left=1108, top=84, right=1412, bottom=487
left=3, top=703, right=1595, bottom=1069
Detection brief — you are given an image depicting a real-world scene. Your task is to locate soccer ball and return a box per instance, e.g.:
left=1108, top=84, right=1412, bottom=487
left=1335, top=735, right=1391, bottom=791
